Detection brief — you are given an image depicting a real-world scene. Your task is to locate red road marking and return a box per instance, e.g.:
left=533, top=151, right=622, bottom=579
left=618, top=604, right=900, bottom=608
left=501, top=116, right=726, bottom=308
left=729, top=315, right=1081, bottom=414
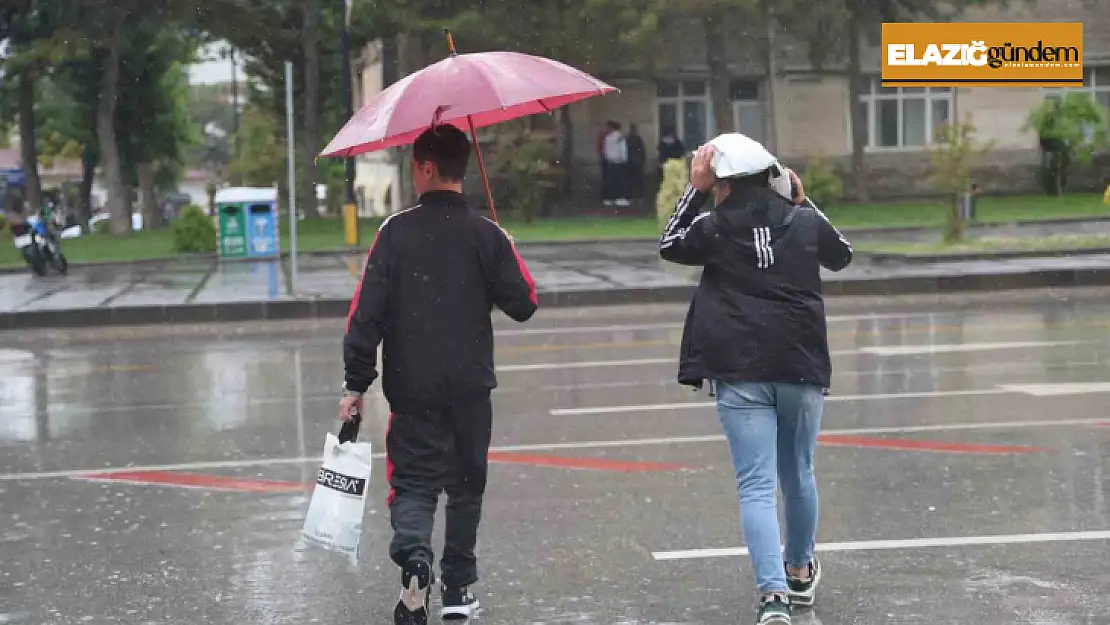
left=72, top=454, right=684, bottom=494
left=75, top=470, right=306, bottom=493
left=817, top=434, right=1044, bottom=455
left=488, top=451, right=685, bottom=472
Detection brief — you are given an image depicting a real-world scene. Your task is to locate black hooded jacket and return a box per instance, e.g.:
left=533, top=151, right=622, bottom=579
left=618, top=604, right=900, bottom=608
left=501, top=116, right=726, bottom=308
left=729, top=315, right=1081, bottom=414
left=659, top=184, right=852, bottom=389
left=343, top=191, right=538, bottom=411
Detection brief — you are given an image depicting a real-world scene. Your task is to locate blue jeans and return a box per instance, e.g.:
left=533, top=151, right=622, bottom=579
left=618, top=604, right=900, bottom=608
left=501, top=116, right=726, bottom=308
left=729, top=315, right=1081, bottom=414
left=715, top=381, right=824, bottom=594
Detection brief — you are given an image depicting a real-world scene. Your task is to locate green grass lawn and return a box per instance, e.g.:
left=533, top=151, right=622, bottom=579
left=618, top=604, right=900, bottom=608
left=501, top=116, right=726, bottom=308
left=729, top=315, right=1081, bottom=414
left=826, top=193, right=1109, bottom=229
left=1, top=193, right=1106, bottom=268
left=859, top=234, right=1110, bottom=256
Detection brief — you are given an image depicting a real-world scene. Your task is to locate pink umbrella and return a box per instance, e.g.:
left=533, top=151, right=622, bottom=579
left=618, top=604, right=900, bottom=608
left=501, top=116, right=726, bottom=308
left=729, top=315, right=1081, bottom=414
left=319, top=32, right=617, bottom=222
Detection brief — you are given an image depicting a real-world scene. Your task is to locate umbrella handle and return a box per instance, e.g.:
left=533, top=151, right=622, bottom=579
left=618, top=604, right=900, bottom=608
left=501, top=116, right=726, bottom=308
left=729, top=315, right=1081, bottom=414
left=467, top=115, right=499, bottom=224
left=445, top=29, right=457, bottom=56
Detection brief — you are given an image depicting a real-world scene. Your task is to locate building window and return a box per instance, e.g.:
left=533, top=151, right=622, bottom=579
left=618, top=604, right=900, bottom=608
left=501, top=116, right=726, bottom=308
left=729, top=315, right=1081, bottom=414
left=731, top=79, right=766, bottom=144
left=656, top=80, right=711, bottom=151
left=1043, top=66, right=1110, bottom=112
left=657, top=78, right=770, bottom=151
left=857, top=76, right=952, bottom=148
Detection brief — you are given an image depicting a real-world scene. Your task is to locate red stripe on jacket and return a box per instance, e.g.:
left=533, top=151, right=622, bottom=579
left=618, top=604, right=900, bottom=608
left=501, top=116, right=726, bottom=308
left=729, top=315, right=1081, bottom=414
left=385, top=412, right=396, bottom=506
left=345, top=231, right=380, bottom=332
left=511, top=241, right=538, bottom=305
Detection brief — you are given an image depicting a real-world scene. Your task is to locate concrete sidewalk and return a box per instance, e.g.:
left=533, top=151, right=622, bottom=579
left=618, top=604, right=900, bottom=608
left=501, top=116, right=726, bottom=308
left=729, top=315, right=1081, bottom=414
left=5, top=240, right=1110, bottom=329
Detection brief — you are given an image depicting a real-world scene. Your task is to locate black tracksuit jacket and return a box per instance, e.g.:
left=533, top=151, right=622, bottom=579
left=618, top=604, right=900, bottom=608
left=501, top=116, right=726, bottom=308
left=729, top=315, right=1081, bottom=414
left=343, top=190, right=538, bottom=410
left=660, top=184, right=853, bottom=390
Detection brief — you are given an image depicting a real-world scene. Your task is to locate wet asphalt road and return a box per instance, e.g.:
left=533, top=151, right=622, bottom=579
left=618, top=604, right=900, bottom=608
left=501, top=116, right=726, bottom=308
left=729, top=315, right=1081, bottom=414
left=3, top=290, right=1110, bottom=624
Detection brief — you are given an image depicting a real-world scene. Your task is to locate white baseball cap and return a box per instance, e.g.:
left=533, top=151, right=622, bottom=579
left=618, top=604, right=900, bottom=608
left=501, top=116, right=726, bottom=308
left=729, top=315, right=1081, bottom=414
left=707, top=133, right=793, bottom=201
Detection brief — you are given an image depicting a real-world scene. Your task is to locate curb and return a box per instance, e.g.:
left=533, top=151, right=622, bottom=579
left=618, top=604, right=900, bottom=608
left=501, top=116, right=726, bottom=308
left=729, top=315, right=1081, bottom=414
left=0, top=240, right=650, bottom=275
left=2, top=214, right=1110, bottom=275
left=7, top=267, right=1110, bottom=330
left=0, top=248, right=363, bottom=276
left=863, top=247, right=1110, bottom=264
left=6, top=215, right=1109, bottom=275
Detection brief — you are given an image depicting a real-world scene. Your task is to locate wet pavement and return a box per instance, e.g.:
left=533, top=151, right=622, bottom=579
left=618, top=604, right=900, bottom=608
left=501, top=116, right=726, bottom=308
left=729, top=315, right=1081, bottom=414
left=7, top=242, right=1110, bottom=314
left=3, top=291, right=1110, bottom=624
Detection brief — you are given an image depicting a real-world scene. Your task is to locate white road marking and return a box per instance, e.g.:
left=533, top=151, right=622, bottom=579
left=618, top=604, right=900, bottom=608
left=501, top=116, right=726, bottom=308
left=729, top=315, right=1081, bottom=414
left=651, top=530, right=1110, bottom=561
left=497, top=349, right=875, bottom=372
left=998, top=382, right=1110, bottom=396
left=10, top=359, right=1104, bottom=421
left=496, top=322, right=681, bottom=336
left=2, top=416, right=1106, bottom=482
left=549, top=388, right=1013, bottom=416
left=498, top=358, right=674, bottom=372
left=494, top=312, right=937, bottom=337
left=859, top=340, right=1083, bottom=356
left=498, top=340, right=1085, bottom=373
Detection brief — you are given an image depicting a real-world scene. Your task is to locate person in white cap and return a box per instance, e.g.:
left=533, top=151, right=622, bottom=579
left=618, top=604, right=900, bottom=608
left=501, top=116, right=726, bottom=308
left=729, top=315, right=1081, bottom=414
left=601, top=120, right=630, bottom=207
left=659, top=134, right=852, bottom=625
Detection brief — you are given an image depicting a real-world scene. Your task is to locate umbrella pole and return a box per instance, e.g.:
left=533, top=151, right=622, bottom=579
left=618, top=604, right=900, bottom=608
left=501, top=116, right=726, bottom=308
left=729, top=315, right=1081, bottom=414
left=467, top=115, right=499, bottom=223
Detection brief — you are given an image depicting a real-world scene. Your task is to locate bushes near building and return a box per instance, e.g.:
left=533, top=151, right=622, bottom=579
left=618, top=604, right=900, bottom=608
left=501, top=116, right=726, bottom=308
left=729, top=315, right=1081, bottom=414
left=171, top=205, right=217, bottom=253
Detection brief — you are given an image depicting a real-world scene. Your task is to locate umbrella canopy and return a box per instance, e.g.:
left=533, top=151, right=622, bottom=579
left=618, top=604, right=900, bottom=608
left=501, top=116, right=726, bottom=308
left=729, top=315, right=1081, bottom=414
left=320, top=51, right=616, bottom=158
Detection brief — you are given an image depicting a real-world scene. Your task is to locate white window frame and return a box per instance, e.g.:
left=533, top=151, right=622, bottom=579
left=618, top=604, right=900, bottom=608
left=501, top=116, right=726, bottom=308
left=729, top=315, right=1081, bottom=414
left=655, top=80, right=714, bottom=152
left=1043, top=66, right=1110, bottom=110
left=731, top=79, right=764, bottom=144
left=855, top=75, right=953, bottom=151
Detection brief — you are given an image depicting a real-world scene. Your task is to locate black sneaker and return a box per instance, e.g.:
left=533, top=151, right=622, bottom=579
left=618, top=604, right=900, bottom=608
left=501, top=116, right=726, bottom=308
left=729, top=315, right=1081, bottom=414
left=394, top=559, right=433, bottom=625
left=440, top=584, right=480, bottom=620
left=785, top=556, right=821, bottom=607
left=757, top=593, right=791, bottom=625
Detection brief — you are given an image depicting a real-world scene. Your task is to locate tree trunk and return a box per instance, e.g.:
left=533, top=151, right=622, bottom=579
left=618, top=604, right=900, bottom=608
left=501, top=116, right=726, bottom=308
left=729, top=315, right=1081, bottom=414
left=761, top=0, right=778, bottom=152
left=704, top=16, right=733, bottom=136
left=559, top=107, right=574, bottom=201
left=395, top=32, right=428, bottom=208
left=300, top=0, right=321, bottom=218
left=138, top=162, right=162, bottom=229
left=1054, top=151, right=1066, bottom=196
left=79, top=146, right=97, bottom=230
left=847, top=22, right=869, bottom=202
left=17, top=65, right=43, bottom=215
left=945, top=196, right=965, bottom=243
left=97, top=9, right=130, bottom=236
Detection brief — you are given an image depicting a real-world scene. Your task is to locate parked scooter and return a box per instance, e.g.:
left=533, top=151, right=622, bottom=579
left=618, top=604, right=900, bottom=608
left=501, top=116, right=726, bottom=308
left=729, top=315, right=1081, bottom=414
left=11, top=217, right=68, bottom=276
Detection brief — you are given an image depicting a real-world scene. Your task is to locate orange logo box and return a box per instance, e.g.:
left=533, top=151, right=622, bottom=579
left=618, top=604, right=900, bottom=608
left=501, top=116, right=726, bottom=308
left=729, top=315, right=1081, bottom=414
left=881, top=22, right=1084, bottom=87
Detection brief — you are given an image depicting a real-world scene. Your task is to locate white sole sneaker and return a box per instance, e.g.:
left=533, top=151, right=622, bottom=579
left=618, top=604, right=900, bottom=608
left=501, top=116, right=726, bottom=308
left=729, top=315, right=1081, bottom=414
left=786, top=556, right=822, bottom=607
left=440, top=599, right=480, bottom=620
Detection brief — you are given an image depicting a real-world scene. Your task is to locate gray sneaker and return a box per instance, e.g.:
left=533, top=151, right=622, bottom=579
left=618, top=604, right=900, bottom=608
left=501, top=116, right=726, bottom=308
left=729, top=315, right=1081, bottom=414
left=757, top=593, right=791, bottom=624
left=785, top=556, right=821, bottom=607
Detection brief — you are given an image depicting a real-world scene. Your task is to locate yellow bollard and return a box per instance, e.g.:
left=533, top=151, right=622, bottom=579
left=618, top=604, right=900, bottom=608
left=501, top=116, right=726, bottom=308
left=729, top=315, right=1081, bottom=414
left=343, top=203, right=360, bottom=247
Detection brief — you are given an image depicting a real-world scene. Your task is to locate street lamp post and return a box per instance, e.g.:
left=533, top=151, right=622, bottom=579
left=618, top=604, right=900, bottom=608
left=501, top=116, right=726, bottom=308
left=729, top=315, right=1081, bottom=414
left=339, top=0, right=358, bottom=246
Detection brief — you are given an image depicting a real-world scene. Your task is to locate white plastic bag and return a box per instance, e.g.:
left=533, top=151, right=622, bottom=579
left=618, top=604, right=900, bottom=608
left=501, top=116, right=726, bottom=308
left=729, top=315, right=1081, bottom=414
left=302, top=432, right=372, bottom=562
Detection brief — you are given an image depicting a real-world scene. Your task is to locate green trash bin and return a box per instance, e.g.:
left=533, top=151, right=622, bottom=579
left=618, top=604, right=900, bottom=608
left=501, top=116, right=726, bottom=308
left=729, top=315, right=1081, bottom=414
left=214, top=187, right=278, bottom=260
left=217, top=204, right=247, bottom=258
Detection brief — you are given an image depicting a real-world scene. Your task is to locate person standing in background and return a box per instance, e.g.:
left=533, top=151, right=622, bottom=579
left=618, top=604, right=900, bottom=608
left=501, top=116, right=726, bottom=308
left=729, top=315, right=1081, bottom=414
left=597, top=122, right=611, bottom=202
left=626, top=124, right=647, bottom=202
left=657, top=126, right=686, bottom=182
left=602, top=121, right=629, bottom=207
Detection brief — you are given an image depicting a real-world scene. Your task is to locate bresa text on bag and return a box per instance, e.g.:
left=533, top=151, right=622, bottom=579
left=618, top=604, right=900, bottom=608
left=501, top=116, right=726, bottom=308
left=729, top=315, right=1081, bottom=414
left=317, top=468, right=367, bottom=496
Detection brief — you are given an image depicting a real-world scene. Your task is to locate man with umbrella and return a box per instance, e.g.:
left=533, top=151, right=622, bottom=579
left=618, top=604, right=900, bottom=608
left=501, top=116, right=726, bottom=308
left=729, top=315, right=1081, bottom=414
left=338, top=125, right=538, bottom=624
